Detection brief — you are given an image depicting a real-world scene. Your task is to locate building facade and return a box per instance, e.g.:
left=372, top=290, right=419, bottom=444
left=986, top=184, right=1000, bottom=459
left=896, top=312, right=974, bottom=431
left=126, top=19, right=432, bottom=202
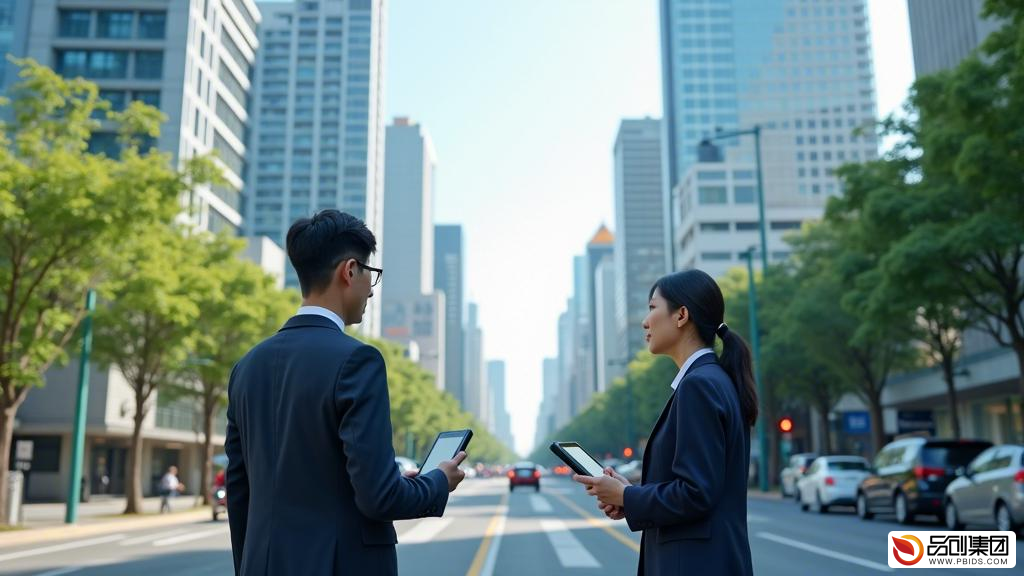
left=464, top=303, right=488, bottom=426
left=907, top=0, right=1001, bottom=77
left=660, top=0, right=878, bottom=274
left=434, top=225, right=465, bottom=408
left=247, top=0, right=386, bottom=336
left=613, top=118, right=666, bottom=361
left=14, top=0, right=260, bottom=233
left=487, top=360, right=514, bottom=450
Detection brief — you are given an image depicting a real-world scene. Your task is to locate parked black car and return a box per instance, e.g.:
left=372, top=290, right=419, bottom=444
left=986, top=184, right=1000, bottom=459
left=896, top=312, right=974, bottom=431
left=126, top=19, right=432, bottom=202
left=856, top=437, right=992, bottom=524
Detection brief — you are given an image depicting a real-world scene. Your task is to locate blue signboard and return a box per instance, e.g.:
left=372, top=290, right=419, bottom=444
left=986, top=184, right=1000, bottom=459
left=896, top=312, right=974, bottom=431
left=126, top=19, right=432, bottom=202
left=843, top=411, right=870, bottom=434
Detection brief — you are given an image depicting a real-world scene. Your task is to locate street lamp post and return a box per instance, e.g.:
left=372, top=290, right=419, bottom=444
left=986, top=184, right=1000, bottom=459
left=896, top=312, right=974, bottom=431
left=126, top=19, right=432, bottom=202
left=66, top=289, right=96, bottom=524
left=742, top=248, right=769, bottom=492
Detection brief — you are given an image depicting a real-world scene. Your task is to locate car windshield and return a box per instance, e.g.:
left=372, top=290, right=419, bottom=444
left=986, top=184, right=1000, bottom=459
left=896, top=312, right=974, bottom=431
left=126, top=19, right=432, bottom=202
left=828, top=461, right=867, bottom=471
left=921, top=444, right=990, bottom=467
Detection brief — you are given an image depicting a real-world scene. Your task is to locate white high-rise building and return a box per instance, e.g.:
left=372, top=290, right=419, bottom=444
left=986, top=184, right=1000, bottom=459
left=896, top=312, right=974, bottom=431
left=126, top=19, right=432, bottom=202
left=535, top=357, right=559, bottom=447
left=248, top=0, right=386, bottom=335
left=487, top=360, right=514, bottom=450
left=12, top=0, right=260, bottom=234
left=465, top=303, right=489, bottom=426
left=660, top=0, right=878, bottom=277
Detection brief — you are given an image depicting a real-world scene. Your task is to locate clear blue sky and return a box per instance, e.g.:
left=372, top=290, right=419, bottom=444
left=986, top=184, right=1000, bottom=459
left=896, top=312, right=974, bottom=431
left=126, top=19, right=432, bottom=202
left=383, top=0, right=914, bottom=456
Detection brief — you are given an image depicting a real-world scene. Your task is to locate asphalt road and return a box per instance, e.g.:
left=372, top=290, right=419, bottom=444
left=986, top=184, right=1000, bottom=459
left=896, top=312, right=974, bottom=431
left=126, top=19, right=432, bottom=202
left=0, top=476, right=1020, bottom=575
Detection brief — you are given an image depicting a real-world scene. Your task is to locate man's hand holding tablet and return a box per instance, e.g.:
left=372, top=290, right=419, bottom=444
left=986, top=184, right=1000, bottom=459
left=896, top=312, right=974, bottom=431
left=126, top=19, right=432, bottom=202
left=421, top=429, right=473, bottom=492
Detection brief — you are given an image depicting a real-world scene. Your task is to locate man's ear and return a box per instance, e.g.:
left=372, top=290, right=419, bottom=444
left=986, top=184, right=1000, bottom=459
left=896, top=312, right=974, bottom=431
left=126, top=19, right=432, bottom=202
left=336, top=258, right=355, bottom=287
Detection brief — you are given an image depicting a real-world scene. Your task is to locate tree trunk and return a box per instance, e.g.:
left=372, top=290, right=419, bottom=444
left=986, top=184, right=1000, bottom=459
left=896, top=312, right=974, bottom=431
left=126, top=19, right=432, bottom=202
left=124, top=397, right=146, bottom=514
left=867, top=391, right=886, bottom=455
left=940, top=354, right=961, bottom=439
left=201, top=394, right=215, bottom=506
left=0, top=403, right=16, bottom=526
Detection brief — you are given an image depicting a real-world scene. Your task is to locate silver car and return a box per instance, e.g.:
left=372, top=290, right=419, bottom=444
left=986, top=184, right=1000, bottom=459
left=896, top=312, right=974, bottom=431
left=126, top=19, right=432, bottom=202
left=797, top=456, right=871, bottom=513
left=944, top=444, right=1024, bottom=533
left=780, top=453, right=817, bottom=498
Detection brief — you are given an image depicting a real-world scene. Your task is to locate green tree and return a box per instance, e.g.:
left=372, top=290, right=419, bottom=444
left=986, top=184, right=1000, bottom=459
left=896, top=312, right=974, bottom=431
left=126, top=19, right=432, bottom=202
left=189, top=234, right=298, bottom=503
left=0, top=59, right=198, bottom=523
left=92, top=227, right=217, bottom=514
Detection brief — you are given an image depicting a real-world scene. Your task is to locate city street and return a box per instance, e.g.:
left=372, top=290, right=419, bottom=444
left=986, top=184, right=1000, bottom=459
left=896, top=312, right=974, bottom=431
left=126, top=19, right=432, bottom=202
left=1, top=476, right=1020, bottom=575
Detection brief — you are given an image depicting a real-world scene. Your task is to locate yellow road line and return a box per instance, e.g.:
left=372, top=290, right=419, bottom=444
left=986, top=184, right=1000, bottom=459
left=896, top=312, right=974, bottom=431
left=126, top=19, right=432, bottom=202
left=552, top=492, right=641, bottom=553
left=465, top=493, right=509, bottom=576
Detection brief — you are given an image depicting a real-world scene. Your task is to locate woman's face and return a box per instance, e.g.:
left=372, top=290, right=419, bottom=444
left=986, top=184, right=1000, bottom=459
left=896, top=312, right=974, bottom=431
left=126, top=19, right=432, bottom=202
left=643, top=288, right=686, bottom=355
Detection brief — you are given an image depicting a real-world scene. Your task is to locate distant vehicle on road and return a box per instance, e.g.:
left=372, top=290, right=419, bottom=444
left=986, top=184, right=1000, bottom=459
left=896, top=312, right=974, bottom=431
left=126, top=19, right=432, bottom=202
left=797, top=456, right=871, bottom=513
left=856, top=438, right=992, bottom=524
left=615, top=460, right=642, bottom=484
left=943, top=444, right=1024, bottom=533
left=395, top=456, right=419, bottom=475
left=780, top=453, right=817, bottom=498
left=509, top=461, right=541, bottom=492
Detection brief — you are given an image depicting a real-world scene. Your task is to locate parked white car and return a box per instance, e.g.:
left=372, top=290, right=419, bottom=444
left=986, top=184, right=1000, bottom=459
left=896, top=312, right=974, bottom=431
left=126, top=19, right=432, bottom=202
left=798, top=456, right=871, bottom=513
left=781, top=452, right=817, bottom=498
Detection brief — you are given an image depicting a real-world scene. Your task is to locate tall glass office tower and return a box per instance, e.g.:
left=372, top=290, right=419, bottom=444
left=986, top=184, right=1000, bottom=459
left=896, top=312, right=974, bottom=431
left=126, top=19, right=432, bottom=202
left=660, top=0, right=878, bottom=276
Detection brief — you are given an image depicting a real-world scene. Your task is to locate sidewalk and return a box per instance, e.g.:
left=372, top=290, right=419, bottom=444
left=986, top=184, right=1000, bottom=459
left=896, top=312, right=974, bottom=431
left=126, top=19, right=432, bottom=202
left=0, top=496, right=213, bottom=549
left=747, top=488, right=784, bottom=501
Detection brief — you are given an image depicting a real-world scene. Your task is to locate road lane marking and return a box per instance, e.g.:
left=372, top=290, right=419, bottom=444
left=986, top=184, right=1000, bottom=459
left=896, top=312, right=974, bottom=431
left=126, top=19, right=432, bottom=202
left=529, top=494, right=553, bottom=513
left=747, top=513, right=769, bottom=523
left=119, top=528, right=189, bottom=546
left=540, top=519, right=601, bottom=568
left=34, top=567, right=86, bottom=576
left=465, top=493, right=509, bottom=576
left=152, top=527, right=227, bottom=547
left=551, top=492, right=641, bottom=553
left=757, top=532, right=894, bottom=572
left=398, top=518, right=453, bottom=545
left=0, top=535, right=126, bottom=562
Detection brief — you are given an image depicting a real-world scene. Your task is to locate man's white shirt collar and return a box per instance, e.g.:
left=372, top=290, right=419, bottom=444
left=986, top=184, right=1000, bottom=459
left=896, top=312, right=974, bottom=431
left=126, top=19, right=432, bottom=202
left=670, top=348, right=714, bottom=390
left=296, top=306, right=345, bottom=332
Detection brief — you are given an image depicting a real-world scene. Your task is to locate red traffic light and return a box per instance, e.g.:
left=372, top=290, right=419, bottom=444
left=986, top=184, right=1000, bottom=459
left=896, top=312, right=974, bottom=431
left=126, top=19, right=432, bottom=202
left=778, top=417, right=794, bottom=433
left=623, top=447, right=634, bottom=458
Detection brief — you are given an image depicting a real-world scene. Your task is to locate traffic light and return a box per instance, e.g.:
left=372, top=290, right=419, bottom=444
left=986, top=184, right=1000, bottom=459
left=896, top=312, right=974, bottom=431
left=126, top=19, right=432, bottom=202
left=623, top=447, right=634, bottom=458
left=778, top=416, right=794, bottom=434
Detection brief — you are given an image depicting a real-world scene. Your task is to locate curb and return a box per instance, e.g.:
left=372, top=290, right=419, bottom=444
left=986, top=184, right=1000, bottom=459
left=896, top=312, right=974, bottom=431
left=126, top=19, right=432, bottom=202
left=0, top=508, right=214, bottom=549
left=747, top=489, right=784, bottom=501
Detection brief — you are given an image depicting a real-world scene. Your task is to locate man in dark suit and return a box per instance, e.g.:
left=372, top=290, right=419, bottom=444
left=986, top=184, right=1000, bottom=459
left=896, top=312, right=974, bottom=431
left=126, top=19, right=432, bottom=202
left=226, top=210, right=467, bottom=576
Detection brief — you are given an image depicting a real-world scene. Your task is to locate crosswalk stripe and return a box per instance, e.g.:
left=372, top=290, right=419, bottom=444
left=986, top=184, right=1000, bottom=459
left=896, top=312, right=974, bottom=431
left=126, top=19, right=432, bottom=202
left=551, top=492, right=640, bottom=553
left=0, top=535, right=125, bottom=562
left=152, top=527, right=227, bottom=547
left=540, top=519, right=601, bottom=568
left=119, top=529, right=189, bottom=546
left=529, top=494, right=553, bottom=513
left=398, top=518, right=452, bottom=545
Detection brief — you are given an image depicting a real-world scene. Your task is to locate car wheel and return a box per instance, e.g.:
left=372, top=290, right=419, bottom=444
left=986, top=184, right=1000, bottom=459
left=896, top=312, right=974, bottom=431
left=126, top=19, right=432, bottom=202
left=945, top=501, right=964, bottom=530
left=857, top=493, right=874, bottom=520
left=793, top=488, right=801, bottom=503
left=816, top=491, right=829, bottom=514
left=535, top=484, right=540, bottom=492
left=995, top=502, right=1017, bottom=533
left=213, top=509, right=220, bottom=522
left=895, top=492, right=914, bottom=525
left=509, top=485, right=514, bottom=492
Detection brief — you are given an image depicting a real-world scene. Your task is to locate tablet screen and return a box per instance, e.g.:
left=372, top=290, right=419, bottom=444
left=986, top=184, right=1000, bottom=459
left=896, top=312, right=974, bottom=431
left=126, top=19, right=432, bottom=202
left=563, top=445, right=605, bottom=477
left=420, top=433, right=467, bottom=473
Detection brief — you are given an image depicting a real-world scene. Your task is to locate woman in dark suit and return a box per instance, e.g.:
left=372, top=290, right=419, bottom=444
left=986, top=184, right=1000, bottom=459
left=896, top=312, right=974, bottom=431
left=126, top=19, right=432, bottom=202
left=574, top=269, right=757, bottom=575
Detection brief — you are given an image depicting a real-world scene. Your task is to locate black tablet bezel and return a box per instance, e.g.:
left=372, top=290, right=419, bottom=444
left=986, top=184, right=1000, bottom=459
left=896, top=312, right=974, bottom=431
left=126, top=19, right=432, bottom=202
left=549, top=441, right=606, bottom=477
left=418, top=429, right=473, bottom=474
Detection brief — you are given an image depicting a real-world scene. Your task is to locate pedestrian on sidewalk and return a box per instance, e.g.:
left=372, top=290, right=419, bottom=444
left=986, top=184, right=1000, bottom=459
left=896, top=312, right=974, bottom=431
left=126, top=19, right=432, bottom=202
left=158, top=466, right=185, bottom=514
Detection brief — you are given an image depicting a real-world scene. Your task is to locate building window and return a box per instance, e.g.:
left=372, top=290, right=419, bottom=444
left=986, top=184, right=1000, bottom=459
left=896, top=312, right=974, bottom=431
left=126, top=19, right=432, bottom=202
left=698, top=186, right=728, bottom=205
left=135, top=51, right=163, bottom=79
left=56, top=50, right=89, bottom=77
left=59, top=10, right=91, bottom=38
left=770, top=221, right=802, bottom=231
left=138, top=12, right=166, bottom=39
left=733, top=186, right=756, bottom=204
left=131, top=90, right=161, bottom=109
left=699, top=222, right=730, bottom=232
left=697, top=170, right=727, bottom=181
left=736, top=222, right=759, bottom=231
left=97, top=11, right=134, bottom=39
left=89, top=51, right=129, bottom=78
left=701, top=252, right=732, bottom=261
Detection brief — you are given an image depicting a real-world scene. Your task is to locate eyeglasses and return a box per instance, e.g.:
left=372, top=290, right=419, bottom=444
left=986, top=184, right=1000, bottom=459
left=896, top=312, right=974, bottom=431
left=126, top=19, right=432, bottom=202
left=355, top=260, right=383, bottom=287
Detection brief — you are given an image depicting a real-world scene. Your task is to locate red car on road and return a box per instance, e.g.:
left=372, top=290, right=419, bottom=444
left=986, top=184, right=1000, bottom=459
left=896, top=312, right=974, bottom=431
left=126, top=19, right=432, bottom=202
left=508, top=461, right=541, bottom=492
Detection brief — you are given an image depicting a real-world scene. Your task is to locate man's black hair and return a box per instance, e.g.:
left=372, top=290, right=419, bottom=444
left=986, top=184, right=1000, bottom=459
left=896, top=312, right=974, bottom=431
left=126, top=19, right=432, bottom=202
left=286, top=210, right=377, bottom=297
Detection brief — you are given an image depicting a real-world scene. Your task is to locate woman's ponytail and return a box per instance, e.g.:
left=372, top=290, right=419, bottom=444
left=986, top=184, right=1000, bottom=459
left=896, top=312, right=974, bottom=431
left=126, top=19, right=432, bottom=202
left=716, top=323, right=759, bottom=427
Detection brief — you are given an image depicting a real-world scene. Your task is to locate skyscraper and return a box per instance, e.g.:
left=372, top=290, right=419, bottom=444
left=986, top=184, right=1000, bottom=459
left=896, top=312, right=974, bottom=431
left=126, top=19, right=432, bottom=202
left=247, top=0, right=386, bottom=335
left=13, top=0, right=260, bottom=233
left=464, top=302, right=488, bottom=426
left=613, top=118, right=666, bottom=360
left=535, top=357, right=559, bottom=447
left=487, top=360, right=514, bottom=451
left=907, top=0, right=1001, bottom=76
left=660, top=0, right=878, bottom=277
left=434, top=225, right=465, bottom=408
left=585, top=226, right=615, bottom=395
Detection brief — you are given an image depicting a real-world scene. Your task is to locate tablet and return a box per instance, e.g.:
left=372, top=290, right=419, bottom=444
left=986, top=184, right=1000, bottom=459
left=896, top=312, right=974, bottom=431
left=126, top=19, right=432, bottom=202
left=419, top=429, right=473, bottom=474
left=549, top=441, right=606, bottom=477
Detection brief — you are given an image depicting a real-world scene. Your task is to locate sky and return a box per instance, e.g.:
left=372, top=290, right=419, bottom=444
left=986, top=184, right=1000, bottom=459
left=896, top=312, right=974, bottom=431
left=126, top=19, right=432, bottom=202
left=384, top=0, right=915, bottom=456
